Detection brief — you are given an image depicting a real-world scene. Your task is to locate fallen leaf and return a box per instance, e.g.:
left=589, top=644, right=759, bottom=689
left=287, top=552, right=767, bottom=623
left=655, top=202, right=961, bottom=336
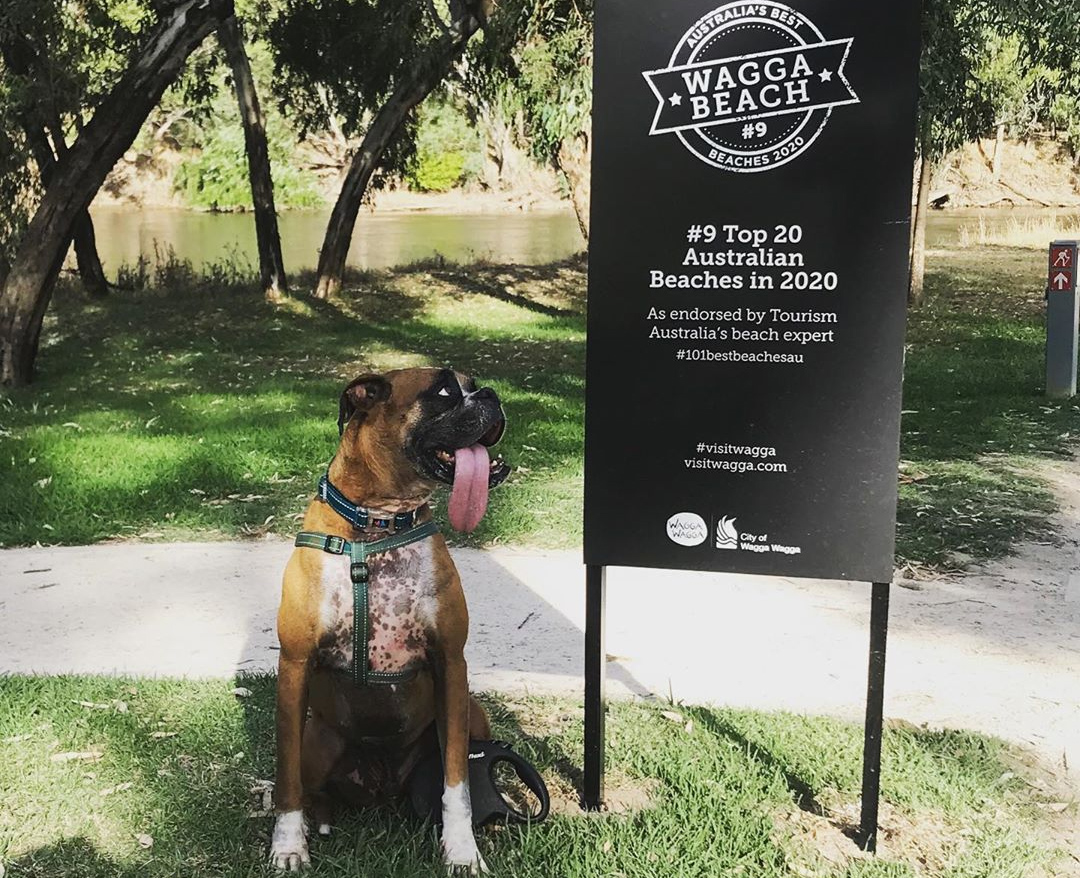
left=100, top=782, right=134, bottom=797
left=232, top=687, right=252, bottom=698
left=136, top=833, right=153, bottom=849
left=150, top=731, right=178, bottom=739
left=660, top=710, right=683, bottom=724
left=51, top=750, right=103, bottom=763
left=1035, top=802, right=1071, bottom=813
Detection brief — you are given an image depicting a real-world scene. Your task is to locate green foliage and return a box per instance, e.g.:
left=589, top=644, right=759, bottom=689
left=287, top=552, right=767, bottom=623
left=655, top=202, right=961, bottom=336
left=174, top=120, right=321, bottom=211
left=0, top=87, right=34, bottom=274
left=1048, top=92, right=1080, bottom=159
left=917, top=0, right=995, bottom=158
left=917, top=0, right=1080, bottom=158
left=0, top=0, right=154, bottom=264
left=406, top=150, right=466, bottom=192
left=405, top=97, right=483, bottom=191
left=470, top=0, right=593, bottom=166
left=263, top=0, right=445, bottom=181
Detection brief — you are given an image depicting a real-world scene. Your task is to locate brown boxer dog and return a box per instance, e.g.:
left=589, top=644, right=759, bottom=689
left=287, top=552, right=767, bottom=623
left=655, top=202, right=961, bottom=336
left=271, top=367, right=509, bottom=874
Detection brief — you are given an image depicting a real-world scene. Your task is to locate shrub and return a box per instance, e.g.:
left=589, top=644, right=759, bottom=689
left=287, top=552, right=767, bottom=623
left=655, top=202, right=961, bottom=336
left=175, top=120, right=322, bottom=211
left=406, top=149, right=467, bottom=192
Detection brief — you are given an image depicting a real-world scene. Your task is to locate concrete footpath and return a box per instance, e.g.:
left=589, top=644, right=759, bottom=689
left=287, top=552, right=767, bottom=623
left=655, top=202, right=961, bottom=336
left=1, top=530, right=1078, bottom=780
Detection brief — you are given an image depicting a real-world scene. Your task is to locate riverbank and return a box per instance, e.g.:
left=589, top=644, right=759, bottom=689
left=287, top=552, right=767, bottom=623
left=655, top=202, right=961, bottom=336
left=97, top=136, right=1080, bottom=215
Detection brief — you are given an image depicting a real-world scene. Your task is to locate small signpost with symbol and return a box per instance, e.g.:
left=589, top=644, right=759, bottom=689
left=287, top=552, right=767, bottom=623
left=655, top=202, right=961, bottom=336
left=1046, top=240, right=1079, bottom=398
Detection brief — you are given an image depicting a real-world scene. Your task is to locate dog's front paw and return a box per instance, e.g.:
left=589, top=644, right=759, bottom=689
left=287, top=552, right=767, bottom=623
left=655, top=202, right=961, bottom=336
left=270, top=810, right=310, bottom=871
left=442, top=834, right=488, bottom=875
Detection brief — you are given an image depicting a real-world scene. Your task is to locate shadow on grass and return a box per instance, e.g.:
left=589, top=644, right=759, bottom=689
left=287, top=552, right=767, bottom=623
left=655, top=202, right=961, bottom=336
left=694, top=709, right=827, bottom=817
left=5, top=838, right=134, bottom=878
left=0, top=275, right=586, bottom=548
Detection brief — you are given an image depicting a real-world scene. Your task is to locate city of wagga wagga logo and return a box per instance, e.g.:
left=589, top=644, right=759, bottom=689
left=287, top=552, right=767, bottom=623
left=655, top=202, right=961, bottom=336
left=642, top=1, right=859, bottom=172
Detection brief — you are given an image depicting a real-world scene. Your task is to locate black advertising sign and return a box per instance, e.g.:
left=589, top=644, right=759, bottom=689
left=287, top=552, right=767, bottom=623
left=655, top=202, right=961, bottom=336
left=583, top=0, right=922, bottom=582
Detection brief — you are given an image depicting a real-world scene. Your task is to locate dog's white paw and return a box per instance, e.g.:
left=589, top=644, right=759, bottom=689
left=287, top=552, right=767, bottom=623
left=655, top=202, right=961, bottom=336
left=442, top=841, right=488, bottom=876
left=270, top=810, right=310, bottom=871
left=441, top=781, right=487, bottom=874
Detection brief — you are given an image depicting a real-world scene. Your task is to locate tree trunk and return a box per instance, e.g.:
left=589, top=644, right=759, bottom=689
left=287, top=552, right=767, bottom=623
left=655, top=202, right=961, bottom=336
left=556, top=131, right=591, bottom=242
left=908, top=150, right=933, bottom=308
left=72, top=212, right=110, bottom=296
left=992, top=121, right=1006, bottom=183
left=0, top=0, right=233, bottom=387
left=314, top=9, right=481, bottom=300
left=218, top=15, right=287, bottom=302
left=49, top=127, right=111, bottom=298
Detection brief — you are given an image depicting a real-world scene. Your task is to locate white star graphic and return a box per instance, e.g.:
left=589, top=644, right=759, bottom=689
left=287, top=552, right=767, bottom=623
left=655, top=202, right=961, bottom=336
left=818, top=69, right=833, bottom=83
left=669, top=93, right=682, bottom=107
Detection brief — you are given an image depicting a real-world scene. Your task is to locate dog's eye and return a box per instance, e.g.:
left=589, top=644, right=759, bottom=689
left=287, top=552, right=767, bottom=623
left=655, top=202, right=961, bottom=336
left=437, top=387, right=451, bottom=397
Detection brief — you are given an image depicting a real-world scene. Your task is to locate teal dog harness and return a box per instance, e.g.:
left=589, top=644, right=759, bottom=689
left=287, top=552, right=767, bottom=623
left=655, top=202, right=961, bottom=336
left=295, top=472, right=438, bottom=687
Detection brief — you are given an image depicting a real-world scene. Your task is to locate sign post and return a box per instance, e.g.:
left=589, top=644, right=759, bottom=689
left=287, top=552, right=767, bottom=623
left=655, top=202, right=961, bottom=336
left=582, top=0, right=922, bottom=853
left=1046, top=240, right=1079, bottom=399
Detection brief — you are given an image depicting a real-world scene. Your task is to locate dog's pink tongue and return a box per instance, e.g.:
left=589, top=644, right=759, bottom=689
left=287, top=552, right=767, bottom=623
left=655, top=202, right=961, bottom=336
left=448, top=444, right=490, bottom=533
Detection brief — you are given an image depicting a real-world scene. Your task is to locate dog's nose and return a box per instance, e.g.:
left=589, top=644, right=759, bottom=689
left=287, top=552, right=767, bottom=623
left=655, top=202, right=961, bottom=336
left=470, top=387, right=499, bottom=404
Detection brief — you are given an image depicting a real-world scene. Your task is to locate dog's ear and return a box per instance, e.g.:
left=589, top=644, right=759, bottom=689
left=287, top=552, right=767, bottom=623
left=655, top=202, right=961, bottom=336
left=338, top=374, right=391, bottom=435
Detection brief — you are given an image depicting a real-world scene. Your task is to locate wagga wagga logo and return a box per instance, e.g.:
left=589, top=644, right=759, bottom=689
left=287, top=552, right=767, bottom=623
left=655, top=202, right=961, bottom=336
left=666, top=512, right=709, bottom=546
left=642, top=1, right=859, bottom=172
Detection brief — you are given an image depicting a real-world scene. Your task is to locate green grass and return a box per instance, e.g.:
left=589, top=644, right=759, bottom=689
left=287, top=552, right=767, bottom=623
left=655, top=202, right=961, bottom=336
left=897, top=246, right=1079, bottom=567
left=0, top=244, right=1078, bottom=568
left=0, top=257, right=586, bottom=549
left=0, top=675, right=1069, bottom=877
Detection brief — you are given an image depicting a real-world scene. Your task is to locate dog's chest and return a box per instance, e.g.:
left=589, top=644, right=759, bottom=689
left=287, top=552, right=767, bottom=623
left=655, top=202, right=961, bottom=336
left=316, top=541, right=437, bottom=677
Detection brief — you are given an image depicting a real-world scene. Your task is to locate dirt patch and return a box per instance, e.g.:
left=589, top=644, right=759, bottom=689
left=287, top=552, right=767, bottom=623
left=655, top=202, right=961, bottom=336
left=778, top=801, right=959, bottom=875
left=777, top=798, right=1080, bottom=878
left=545, top=774, right=660, bottom=818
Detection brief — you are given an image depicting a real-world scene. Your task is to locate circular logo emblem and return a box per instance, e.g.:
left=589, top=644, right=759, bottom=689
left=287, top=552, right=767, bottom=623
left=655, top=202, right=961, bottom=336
left=666, top=512, right=709, bottom=546
left=643, top=1, right=859, bottom=173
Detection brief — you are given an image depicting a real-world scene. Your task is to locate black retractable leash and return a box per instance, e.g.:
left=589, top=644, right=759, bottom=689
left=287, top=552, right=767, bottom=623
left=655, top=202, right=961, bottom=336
left=409, top=740, right=550, bottom=827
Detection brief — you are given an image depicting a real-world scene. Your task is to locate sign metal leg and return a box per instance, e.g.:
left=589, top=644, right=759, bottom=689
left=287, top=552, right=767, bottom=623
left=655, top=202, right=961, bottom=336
left=859, top=580, right=891, bottom=853
left=583, top=564, right=607, bottom=810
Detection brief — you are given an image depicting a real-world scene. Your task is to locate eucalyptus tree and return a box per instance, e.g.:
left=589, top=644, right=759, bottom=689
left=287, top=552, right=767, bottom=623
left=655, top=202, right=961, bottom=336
left=268, top=0, right=492, bottom=300
left=219, top=12, right=288, bottom=301
left=0, top=0, right=234, bottom=387
left=909, top=0, right=994, bottom=306
left=468, top=0, right=593, bottom=240
left=0, top=0, right=125, bottom=297
left=909, top=0, right=1080, bottom=306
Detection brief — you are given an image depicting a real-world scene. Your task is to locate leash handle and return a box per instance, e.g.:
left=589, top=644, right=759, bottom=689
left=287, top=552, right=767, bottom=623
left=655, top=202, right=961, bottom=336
left=482, top=742, right=550, bottom=824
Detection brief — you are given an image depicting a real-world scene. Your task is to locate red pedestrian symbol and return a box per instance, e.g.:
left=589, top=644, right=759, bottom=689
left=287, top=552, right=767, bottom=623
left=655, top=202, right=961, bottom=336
left=1049, top=244, right=1078, bottom=293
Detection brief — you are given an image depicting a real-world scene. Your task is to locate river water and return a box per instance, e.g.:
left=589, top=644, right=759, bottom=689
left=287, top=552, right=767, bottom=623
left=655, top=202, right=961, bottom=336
left=88, top=206, right=586, bottom=273
left=86, top=205, right=1079, bottom=273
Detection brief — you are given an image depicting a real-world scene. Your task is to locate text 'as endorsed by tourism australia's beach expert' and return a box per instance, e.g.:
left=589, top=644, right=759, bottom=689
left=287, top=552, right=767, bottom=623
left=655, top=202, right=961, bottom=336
left=584, top=0, right=922, bottom=582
